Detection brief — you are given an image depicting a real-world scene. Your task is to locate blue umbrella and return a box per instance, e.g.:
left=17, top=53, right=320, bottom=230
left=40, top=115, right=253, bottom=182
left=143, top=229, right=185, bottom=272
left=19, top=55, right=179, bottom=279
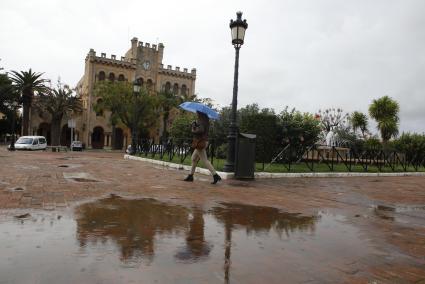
left=179, top=102, right=220, bottom=120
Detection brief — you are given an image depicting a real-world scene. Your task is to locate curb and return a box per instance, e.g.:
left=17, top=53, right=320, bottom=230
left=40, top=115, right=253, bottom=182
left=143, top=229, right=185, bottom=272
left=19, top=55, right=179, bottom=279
left=124, top=155, right=234, bottom=179
left=253, top=171, right=425, bottom=178
left=123, top=155, right=425, bottom=179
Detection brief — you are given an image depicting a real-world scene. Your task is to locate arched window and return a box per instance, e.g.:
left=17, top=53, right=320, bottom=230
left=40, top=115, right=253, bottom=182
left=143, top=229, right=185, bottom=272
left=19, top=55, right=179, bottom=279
left=164, top=82, right=171, bottom=92
left=173, top=83, right=179, bottom=95
left=98, top=71, right=105, bottom=81
left=108, top=73, right=115, bottom=82
left=181, top=84, right=187, bottom=96
left=118, top=74, right=125, bottom=81
left=147, top=79, right=153, bottom=91
left=137, top=77, right=144, bottom=86
left=96, top=98, right=103, bottom=116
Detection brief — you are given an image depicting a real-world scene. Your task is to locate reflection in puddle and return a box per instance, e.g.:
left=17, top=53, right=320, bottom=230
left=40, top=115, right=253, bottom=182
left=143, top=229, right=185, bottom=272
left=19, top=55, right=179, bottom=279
left=211, top=203, right=318, bottom=283
left=0, top=197, right=372, bottom=283
left=212, top=202, right=318, bottom=235
left=75, top=196, right=189, bottom=263
left=373, top=204, right=425, bottom=221
left=72, top=178, right=99, bottom=183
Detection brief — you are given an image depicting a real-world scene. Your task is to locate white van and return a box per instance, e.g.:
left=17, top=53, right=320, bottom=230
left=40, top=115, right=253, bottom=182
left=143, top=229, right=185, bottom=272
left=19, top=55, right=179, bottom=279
left=14, top=136, right=47, bottom=150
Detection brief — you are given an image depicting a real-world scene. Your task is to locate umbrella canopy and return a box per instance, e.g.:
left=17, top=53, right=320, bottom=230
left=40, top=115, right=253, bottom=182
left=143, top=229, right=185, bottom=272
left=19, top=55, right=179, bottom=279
left=179, top=102, right=220, bottom=120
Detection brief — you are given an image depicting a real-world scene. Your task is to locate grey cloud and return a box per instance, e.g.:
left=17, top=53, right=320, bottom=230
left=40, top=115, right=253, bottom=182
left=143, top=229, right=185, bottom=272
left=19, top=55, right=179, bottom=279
left=1, top=0, right=424, bottom=133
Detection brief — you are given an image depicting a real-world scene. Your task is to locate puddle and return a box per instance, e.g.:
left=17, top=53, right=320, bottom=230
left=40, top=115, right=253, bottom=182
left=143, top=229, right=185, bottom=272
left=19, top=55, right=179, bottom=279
left=372, top=204, right=425, bottom=213
left=13, top=165, right=39, bottom=170
left=56, top=157, right=75, bottom=160
left=14, top=213, right=31, bottom=219
left=0, top=197, right=374, bottom=283
left=12, top=187, right=25, bottom=191
left=58, top=164, right=82, bottom=169
left=150, top=185, right=167, bottom=189
left=72, top=178, right=99, bottom=183
left=372, top=204, right=425, bottom=222
left=63, top=172, right=101, bottom=183
left=376, top=205, right=395, bottom=211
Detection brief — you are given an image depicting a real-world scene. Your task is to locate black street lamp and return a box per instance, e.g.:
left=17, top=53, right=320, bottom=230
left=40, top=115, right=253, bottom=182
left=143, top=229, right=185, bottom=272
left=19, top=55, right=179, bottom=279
left=223, top=11, right=248, bottom=172
left=130, top=80, right=142, bottom=155
left=9, top=101, right=19, bottom=151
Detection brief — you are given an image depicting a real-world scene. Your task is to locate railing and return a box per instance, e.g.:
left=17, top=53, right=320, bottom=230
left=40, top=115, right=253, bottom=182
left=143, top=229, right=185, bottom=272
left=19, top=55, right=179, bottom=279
left=265, top=144, right=425, bottom=172
left=133, top=138, right=216, bottom=164
left=131, top=138, right=425, bottom=173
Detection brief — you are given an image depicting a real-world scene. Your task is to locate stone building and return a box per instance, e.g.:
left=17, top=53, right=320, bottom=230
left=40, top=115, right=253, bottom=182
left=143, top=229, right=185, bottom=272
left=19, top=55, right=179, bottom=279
left=30, top=37, right=196, bottom=149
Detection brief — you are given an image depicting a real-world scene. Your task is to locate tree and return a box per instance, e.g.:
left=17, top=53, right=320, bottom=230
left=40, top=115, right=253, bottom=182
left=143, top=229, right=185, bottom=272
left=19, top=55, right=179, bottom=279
left=34, top=84, right=82, bottom=146
left=280, top=107, right=321, bottom=146
left=393, top=132, right=425, bottom=163
left=368, top=96, right=400, bottom=143
left=169, top=112, right=196, bottom=145
left=157, top=91, right=187, bottom=141
left=0, top=73, right=20, bottom=139
left=239, top=104, right=280, bottom=163
left=93, top=81, right=158, bottom=145
left=93, top=81, right=126, bottom=149
left=206, top=106, right=232, bottom=158
left=279, top=108, right=321, bottom=162
left=316, top=108, right=349, bottom=133
left=0, top=73, right=17, bottom=114
left=350, top=111, right=368, bottom=138
left=9, top=69, right=48, bottom=135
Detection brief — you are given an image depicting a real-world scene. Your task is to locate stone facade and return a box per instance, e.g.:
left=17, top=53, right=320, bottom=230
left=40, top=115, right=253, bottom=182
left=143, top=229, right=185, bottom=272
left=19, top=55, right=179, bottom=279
left=30, top=37, right=196, bottom=149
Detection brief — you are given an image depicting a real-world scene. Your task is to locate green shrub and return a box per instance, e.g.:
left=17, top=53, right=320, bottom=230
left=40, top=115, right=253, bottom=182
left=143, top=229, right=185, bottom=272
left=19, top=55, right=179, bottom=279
left=392, top=133, right=425, bottom=162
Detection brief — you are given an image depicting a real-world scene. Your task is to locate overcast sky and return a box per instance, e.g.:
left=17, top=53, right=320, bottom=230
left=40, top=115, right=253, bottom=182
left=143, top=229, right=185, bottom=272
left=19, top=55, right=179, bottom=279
left=1, top=0, right=424, bottom=133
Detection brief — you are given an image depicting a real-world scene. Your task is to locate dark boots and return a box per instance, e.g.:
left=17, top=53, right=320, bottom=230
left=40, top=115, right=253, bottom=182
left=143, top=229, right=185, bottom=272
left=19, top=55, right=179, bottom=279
left=211, top=174, right=222, bottom=184
left=184, top=173, right=221, bottom=184
left=184, top=174, right=194, bottom=182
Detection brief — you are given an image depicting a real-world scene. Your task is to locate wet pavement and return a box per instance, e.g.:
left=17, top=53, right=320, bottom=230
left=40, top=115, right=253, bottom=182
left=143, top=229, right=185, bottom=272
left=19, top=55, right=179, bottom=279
left=0, top=147, right=425, bottom=283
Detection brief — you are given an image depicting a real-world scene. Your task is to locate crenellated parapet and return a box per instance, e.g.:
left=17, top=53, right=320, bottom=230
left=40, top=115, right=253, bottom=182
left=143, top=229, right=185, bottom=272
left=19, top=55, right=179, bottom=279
left=86, top=49, right=136, bottom=70
left=158, top=64, right=196, bottom=79
left=136, top=41, right=162, bottom=51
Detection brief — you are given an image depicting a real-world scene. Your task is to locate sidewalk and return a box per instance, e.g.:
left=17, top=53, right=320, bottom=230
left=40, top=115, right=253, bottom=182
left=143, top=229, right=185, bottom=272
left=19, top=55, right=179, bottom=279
left=0, top=147, right=425, bottom=282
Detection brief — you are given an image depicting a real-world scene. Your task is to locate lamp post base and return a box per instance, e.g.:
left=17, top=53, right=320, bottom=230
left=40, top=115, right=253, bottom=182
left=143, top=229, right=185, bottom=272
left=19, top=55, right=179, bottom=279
left=130, top=132, right=137, bottom=155
left=223, top=125, right=238, bottom=172
left=223, top=163, right=234, bottom=173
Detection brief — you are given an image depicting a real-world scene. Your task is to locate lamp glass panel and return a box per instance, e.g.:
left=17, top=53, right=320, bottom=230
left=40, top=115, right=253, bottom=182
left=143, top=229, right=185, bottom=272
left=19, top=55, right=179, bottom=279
left=237, top=26, right=246, bottom=41
left=231, top=26, right=238, bottom=41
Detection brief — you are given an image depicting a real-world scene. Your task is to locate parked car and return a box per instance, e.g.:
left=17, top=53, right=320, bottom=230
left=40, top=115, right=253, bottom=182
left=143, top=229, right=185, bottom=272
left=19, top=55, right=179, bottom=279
left=11, top=136, right=47, bottom=150
left=71, top=141, right=83, bottom=151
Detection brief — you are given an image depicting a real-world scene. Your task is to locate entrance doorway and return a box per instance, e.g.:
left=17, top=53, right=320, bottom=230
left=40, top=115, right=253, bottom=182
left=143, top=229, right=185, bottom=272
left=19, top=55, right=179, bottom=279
left=60, top=124, right=71, bottom=146
left=37, top=122, right=51, bottom=145
left=114, top=128, right=124, bottom=150
left=92, top=126, right=104, bottom=149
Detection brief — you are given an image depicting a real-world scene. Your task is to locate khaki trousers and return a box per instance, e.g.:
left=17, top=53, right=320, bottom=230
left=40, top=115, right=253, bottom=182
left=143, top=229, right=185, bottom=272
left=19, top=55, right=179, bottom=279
left=190, top=147, right=217, bottom=175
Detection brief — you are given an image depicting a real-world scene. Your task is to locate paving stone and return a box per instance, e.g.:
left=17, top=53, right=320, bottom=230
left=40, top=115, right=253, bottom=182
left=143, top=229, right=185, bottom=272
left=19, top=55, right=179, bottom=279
left=0, top=147, right=424, bottom=282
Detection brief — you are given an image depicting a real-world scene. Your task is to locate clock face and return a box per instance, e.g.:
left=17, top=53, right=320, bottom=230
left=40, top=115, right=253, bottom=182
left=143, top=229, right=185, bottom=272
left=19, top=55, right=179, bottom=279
left=142, top=61, right=151, bottom=70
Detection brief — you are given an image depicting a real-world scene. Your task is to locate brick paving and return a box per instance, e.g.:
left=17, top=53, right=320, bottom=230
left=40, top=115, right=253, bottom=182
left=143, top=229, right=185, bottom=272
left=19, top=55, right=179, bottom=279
left=0, top=146, right=425, bottom=283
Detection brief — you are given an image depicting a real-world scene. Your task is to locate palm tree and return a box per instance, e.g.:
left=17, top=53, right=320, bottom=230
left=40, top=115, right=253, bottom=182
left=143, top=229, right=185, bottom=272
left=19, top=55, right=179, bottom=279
left=0, top=73, right=17, bottom=114
left=9, top=69, right=48, bottom=135
left=350, top=111, right=368, bottom=138
left=368, top=96, right=400, bottom=143
left=34, top=86, right=82, bottom=146
left=0, top=73, right=20, bottom=139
